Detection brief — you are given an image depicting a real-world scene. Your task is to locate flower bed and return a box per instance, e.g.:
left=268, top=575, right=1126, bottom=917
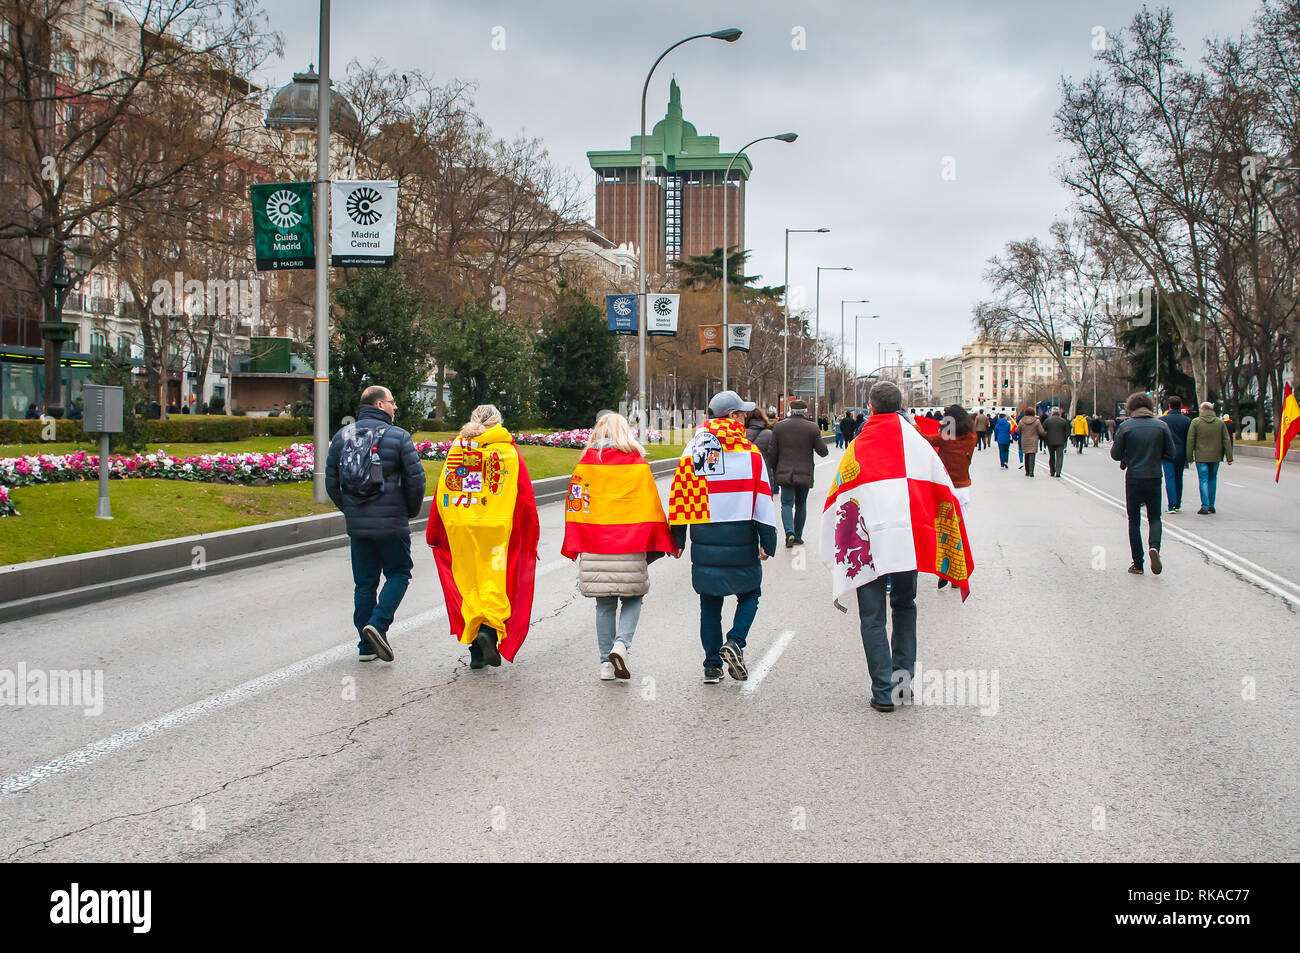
left=0, top=485, right=17, bottom=517
left=414, top=428, right=664, bottom=459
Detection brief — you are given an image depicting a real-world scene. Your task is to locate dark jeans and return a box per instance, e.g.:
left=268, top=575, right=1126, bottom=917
left=855, top=571, right=918, bottom=705
left=997, top=442, right=1009, bottom=466
left=700, top=590, right=760, bottom=668
left=351, top=534, right=413, bottom=649
left=1125, top=477, right=1162, bottom=567
left=1048, top=444, right=1065, bottom=477
left=1162, top=460, right=1186, bottom=509
left=976, top=431, right=988, bottom=449
left=1024, top=451, right=1037, bottom=476
left=780, top=484, right=810, bottom=538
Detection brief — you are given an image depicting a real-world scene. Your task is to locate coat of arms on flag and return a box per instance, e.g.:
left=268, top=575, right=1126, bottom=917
left=821, top=412, right=974, bottom=601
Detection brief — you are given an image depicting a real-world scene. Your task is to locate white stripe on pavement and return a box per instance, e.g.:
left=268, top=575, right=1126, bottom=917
left=741, top=630, right=796, bottom=693
left=1059, top=473, right=1300, bottom=609
left=0, top=558, right=572, bottom=798
left=1223, top=482, right=1245, bottom=488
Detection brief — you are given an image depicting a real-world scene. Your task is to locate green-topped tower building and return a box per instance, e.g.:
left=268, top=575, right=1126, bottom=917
left=587, top=79, right=751, bottom=282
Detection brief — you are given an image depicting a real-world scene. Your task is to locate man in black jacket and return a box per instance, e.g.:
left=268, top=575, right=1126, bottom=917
left=1160, top=397, right=1192, bottom=513
left=1041, top=408, right=1071, bottom=477
left=770, top=400, right=829, bottom=547
left=326, top=385, right=427, bottom=661
left=1111, top=392, right=1175, bottom=576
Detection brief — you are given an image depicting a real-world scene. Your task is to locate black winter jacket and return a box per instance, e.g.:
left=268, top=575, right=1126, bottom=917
left=1111, top=410, right=1175, bottom=480
left=325, top=405, right=426, bottom=538
left=671, top=518, right=778, bottom=597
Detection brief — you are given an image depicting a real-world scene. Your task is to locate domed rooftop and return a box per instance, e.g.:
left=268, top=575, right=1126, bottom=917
left=264, top=67, right=359, bottom=135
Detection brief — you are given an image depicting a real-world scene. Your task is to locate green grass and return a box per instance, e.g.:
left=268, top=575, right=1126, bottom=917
left=0, top=443, right=685, bottom=565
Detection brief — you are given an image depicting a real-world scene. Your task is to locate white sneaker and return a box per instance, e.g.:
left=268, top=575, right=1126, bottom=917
left=600, top=661, right=616, bottom=680
left=608, top=640, right=630, bottom=679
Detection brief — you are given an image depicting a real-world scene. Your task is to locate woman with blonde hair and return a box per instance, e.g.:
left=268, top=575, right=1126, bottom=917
left=427, top=404, right=540, bottom=669
left=562, top=411, right=677, bottom=680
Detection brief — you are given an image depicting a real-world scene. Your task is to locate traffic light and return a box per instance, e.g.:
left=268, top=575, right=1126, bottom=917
left=1063, top=340, right=1072, bottom=356
left=1003, top=378, right=1009, bottom=388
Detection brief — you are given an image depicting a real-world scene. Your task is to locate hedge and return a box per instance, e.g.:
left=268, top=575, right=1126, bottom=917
left=0, top=419, right=79, bottom=444
left=0, top=415, right=310, bottom=446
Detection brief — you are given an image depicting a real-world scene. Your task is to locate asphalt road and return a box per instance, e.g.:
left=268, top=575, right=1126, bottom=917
left=1, top=436, right=1297, bottom=861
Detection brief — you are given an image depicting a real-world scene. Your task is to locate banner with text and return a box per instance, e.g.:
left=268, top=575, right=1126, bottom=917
left=251, top=182, right=315, bottom=270
left=728, top=324, right=752, bottom=352
left=646, top=293, right=679, bottom=336
left=330, top=180, right=398, bottom=267
left=698, top=324, right=722, bottom=353
left=606, top=294, right=638, bottom=334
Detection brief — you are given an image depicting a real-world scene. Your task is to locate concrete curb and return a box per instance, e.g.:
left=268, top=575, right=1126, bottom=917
left=0, top=455, right=681, bottom=623
left=1232, top=443, right=1296, bottom=463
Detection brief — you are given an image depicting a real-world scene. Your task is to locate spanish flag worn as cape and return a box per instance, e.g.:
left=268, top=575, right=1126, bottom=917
left=426, top=425, right=539, bottom=662
left=562, top=446, right=676, bottom=559
left=1276, top=382, right=1300, bottom=483
left=821, top=411, right=974, bottom=602
left=668, top=417, right=778, bottom=529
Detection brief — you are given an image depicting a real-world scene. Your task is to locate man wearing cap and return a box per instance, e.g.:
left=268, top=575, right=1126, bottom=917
left=668, top=391, right=780, bottom=684
left=769, top=399, right=829, bottom=547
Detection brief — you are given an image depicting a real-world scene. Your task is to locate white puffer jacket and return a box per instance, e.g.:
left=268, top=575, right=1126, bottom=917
left=578, top=551, right=649, bottom=598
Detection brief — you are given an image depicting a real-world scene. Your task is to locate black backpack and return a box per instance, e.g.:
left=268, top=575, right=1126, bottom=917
left=338, top=422, right=391, bottom=501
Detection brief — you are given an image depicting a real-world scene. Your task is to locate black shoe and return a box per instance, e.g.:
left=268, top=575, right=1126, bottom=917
left=703, top=666, right=724, bottom=684
left=1197, top=507, right=1210, bottom=515
left=870, top=698, right=895, bottom=713
left=1128, top=564, right=1144, bottom=575
left=785, top=532, right=796, bottom=549
left=1208, top=506, right=1216, bottom=513
left=1149, top=548, right=1162, bottom=575
left=468, top=639, right=485, bottom=669
left=362, top=624, right=393, bottom=662
left=358, top=645, right=378, bottom=662
left=720, top=640, right=748, bottom=681
left=937, top=578, right=948, bottom=589
left=475, top=628, right=502, bottom=667
left=793, top=537, right=804, bottom=546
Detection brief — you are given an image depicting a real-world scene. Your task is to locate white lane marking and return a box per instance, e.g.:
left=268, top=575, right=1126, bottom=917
left=1223, top=482, right=1245, bottom=488
left=741, top=630, right=796, bottom=693
left=1058, top=473, right=1300, bottom=608
left=1, top=558, right=571, bottom=798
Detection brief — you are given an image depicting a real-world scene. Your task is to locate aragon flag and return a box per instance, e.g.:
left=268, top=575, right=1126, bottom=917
left=821, top=411, right=974, bottom=602
left=1277, top=382, right=1300, bottom=482
left=562, top=447, right=676, bottom=559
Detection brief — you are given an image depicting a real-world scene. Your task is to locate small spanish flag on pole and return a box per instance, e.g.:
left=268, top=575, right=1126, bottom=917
left=1277, top=382, right=1300, bottom=482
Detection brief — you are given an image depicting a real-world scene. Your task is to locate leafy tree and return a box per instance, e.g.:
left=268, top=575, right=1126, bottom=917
left=431, top=300, right=537, bottom=426
left=329, top=269, right=436, bottom=430
left=672, top=247, right=784, bottom=298
left=536, top=287, right=628, bottom=428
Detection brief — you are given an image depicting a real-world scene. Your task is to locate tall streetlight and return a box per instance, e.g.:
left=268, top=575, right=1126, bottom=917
left=854, top=314, right=880, bottom=406
left=840, top=298, right=869, bottom=408
left=638, top=28, right=742, bottom=434
left=814, top=265, right=852, bottom=421
left=28, top=235, right=92, bottom=419
left=782, top=226, right=828, bottom=412
left=721, top=132, right=798, bottom=391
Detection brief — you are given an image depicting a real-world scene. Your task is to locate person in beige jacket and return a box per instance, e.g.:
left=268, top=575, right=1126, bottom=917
left=1017, top=409, right=1047, bottom=477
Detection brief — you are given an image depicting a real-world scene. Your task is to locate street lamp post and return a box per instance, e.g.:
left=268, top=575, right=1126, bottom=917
left=638, top=28, right=742, bottom=435
left=29, top=235, right=91, bottom=419
left=721, top=133, right=797, bottom=392
left=814, top=265, right=852, bottom=422
left=853, top=314, right=880, bottom=407
left=782, top=226, right=827, bottom=413
left=840, top=298, right=869, bottom=408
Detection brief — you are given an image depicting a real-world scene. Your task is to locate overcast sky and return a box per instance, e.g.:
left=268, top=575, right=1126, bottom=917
left=258, top=0, right=1258, bottom=371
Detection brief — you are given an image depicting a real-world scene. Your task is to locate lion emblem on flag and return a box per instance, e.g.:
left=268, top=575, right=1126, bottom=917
left=834, top=498, right=875, bottom=579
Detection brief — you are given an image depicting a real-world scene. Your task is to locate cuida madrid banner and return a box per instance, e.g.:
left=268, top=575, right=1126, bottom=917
left=606, top=294, right=637, bottom=334
left=251, top=182, right=314, bottom=270
left=330, top=180, right=399, bottom=267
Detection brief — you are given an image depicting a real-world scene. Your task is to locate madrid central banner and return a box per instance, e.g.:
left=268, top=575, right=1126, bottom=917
left=330, top=180, right=399, bottom=267
left=251, top=182, right=315, bottom=270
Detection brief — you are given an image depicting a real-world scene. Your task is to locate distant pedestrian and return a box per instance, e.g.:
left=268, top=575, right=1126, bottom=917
left=1089, top=414, right=1103, bottom=447
left=1111, top=392, right=1175, bottom=575
left=770, top=399, right=829, bottom=548
left=835, top=411, right=847, bottom=449
left=325, top=385, right=427, bottom=662
left=669, top=391, right=779, bottom=684
left=1017, top=408, right=1047, bottom=477
left=24, top=403, right=39, bottom=419
left=1072, top=412, right=1089, bottom=453
left=746, top=407, right=776, bottom=480
left=1187, top=401, right=1233, bottom=515
left=562, top=412, right=678, bottom=681
left=1106, top=417, right=1117, bottom=441
left=1042, top=408, right=1071, bottom=477
left=992, top=413, right=1012, bottom=468
left=427, top=404, right=540, bottom=669
left=1160, top=397, right=1192, bottom=513
left=974, top=410, right=990, bottom=450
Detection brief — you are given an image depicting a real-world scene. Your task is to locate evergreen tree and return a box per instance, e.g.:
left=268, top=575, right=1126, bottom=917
left=431, top=300, right=537, bottom=426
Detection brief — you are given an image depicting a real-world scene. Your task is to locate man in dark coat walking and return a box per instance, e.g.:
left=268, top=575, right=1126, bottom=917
left=1111, top=392, right=1175, bottom=575
left=326, top=385, right=427, bottom=661
left=1041, top=408, right=1071, bottom=478
left=770, top=399, right=829, bottom=547
left=1160, top=396, right=1192, bottom=513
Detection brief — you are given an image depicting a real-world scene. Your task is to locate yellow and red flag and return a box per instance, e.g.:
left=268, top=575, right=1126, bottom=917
left=1277, top=382, right=1300, bottom=482
left=562, top=447, right=676, bottom=559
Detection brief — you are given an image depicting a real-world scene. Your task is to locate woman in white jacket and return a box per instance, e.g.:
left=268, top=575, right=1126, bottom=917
left=563, top=412, right=678, bottom=680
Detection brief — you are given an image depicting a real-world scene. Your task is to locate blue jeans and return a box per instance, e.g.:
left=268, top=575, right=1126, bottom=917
left=780, top=484, right=810, bottom=538
left=835, top=431, right=844, bottom=448
left=855, top=571, right=918, bottom=705
left=1196, top=461, right=1220, bottom=508
left=1162, top=460, right=1186, bottom=508
left=350, top=535, right=413, bottom=650
left=1016, top=435, right=1023, bottom=462
left=699, top=590, right=759, bottom=668
left=997, top=442, right=1009, bottom=466
left=595, top=595, right=642, bottom=660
